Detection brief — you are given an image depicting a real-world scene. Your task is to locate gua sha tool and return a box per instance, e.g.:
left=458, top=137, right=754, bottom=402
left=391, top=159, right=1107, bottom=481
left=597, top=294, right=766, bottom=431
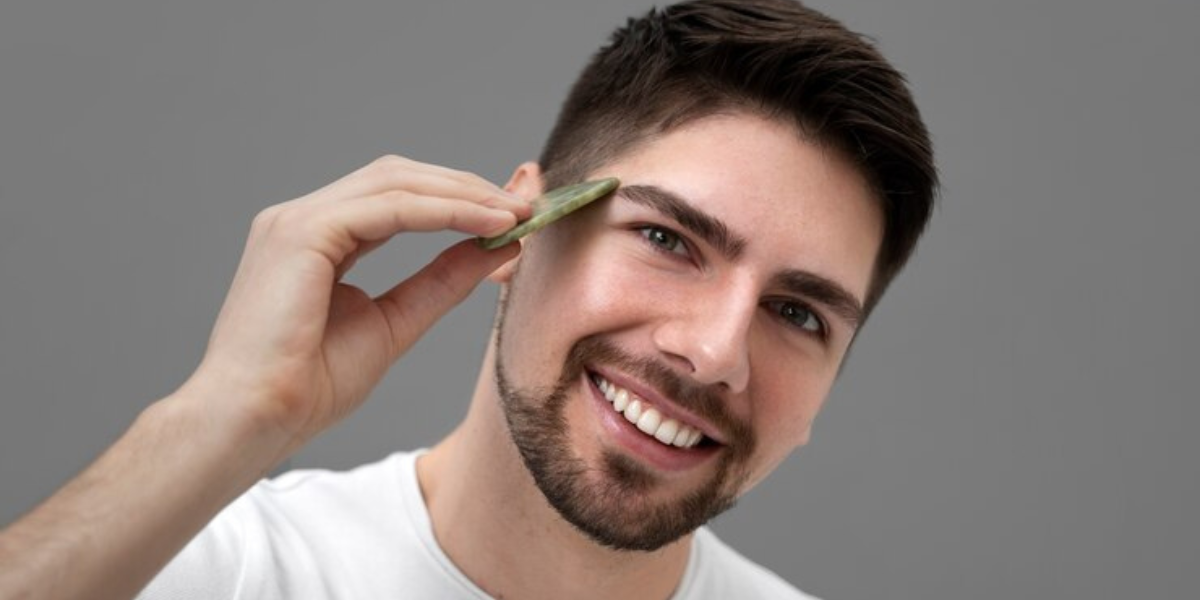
left=476, top=177, right=620, bottom=250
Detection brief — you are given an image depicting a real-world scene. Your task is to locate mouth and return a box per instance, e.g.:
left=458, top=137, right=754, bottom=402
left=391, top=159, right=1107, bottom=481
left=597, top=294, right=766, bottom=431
left=585, top=369, right=722, bottom=471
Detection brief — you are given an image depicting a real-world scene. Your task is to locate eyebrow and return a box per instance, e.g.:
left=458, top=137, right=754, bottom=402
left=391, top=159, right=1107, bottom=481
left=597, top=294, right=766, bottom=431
left=618, top=185, right=748, bottom=261
left=773, top=270, right=865, bottom=330
left=618, top=183, right=865, bottom=330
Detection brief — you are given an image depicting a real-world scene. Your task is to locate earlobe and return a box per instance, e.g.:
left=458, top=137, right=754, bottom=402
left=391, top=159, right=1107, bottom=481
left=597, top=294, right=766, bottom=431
left=487, top=162, right=545, bottom=283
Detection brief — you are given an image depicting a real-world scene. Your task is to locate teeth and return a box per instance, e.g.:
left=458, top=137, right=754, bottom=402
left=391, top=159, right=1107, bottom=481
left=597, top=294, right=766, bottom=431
left=593, top=374, right=705, bottom=449
left=636, top=409, right=662, bottom=435
left=624, top=400, right=643, bottom=424
left=613, top=389, right=629, bottom=412
left=671, top=427, right=692, bottom=447
left=654, top=419, right=678, bottom=445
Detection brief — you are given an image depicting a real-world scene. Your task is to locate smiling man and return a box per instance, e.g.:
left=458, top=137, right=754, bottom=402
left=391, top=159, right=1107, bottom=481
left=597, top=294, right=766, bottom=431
left=0, top=1, right=934, bottom=599
left=487, top=113, right=883, bottom=557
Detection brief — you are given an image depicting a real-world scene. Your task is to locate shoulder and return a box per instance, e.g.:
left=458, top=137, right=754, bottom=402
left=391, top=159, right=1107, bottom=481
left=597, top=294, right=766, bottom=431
left=140, top=451, right=424, bottom=600
left=676, top=527, right=822, bottom=600
left=247, top=449, right=415, bottom=516
left=229, top=450, right=422, bottom=559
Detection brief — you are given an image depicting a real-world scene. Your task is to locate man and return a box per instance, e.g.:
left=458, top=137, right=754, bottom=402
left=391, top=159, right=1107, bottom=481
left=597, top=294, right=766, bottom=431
left=0, top=0, right=935, bottom=598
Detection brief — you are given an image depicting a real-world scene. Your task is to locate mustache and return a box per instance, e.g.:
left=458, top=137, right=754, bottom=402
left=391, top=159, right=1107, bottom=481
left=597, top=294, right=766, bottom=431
left=562, top=336, right=754, bottom=452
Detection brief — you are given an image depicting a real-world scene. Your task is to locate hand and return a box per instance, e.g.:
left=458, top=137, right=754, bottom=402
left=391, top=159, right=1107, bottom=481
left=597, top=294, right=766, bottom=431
left=182, top=154, right=527, bottom=450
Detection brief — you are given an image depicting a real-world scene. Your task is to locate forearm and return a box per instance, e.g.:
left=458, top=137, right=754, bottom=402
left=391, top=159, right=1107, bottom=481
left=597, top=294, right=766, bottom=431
left=0, top=390, right=291, bottom=600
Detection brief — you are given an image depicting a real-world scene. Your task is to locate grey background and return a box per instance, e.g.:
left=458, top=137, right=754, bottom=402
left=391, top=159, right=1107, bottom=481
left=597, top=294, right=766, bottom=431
left=2, top=0, right=1196, bottom=598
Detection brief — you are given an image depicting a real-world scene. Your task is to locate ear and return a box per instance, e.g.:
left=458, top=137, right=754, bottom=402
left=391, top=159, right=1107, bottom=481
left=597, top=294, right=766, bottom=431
left=487, top=161, right=544, bottom=283
left=505, top=160, right=544, bottom=199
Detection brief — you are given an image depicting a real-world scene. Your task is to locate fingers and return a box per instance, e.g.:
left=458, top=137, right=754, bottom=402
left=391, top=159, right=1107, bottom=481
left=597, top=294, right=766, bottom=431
left=254, top=190, right=520, bottom=271
left=325, top=190, right=518, bottom=244
left=247, top=154, right=529, bottom=290
left=311, top=155, right=532, bottom=219
left=373, top=239, right=520, bottom=357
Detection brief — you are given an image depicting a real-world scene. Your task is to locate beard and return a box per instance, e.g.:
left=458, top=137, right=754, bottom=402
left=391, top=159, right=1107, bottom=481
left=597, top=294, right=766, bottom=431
left=494, top=316, right=756, bottom=552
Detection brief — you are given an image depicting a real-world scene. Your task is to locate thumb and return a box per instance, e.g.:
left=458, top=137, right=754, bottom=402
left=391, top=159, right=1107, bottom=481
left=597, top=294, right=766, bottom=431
left=374, top=239, right=520, bottom=358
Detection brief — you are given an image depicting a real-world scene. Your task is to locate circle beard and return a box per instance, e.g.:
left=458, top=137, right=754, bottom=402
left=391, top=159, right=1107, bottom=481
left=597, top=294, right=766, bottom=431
left=494, top=331, right=754, bottom=552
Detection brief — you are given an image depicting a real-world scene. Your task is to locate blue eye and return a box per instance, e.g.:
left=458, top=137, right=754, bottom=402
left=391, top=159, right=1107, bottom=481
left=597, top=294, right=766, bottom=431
left=639, top=226, right=688, bottom=256
left=767, top=300, right=825, bottom=336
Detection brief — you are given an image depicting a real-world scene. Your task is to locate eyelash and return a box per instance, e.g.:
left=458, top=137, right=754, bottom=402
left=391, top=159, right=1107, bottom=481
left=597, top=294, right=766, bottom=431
left=634, top=225, right=828, bottom=340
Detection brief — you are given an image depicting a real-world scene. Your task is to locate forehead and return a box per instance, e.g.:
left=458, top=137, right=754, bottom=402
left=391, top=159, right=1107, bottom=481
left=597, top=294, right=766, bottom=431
left=589, top=113, right=884, bottom=301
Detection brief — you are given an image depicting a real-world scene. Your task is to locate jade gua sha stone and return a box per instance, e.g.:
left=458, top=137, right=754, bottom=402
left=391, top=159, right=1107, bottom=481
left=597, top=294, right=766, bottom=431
left=476, top=178, right=620, bottom=250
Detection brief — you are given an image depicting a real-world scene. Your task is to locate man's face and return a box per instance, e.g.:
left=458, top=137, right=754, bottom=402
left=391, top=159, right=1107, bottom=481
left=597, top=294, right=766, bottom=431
left=494, top=113, right=882, bottom=551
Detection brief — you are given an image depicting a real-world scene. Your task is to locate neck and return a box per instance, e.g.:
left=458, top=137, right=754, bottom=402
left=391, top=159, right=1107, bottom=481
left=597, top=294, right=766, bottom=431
left=416, top=340, right=693, bottom=600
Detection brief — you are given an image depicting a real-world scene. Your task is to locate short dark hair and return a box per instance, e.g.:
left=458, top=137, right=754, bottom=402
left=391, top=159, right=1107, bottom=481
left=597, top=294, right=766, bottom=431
left=538, top=0, right=937, bottom=314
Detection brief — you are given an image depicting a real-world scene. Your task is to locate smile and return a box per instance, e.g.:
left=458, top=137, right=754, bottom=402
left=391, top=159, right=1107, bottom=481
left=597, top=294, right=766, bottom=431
left=590, top=373, right=706, bottom=449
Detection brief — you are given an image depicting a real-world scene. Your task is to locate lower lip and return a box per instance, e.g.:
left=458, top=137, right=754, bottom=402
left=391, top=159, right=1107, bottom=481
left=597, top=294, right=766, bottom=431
left=583, top=371, right=719, bottom=473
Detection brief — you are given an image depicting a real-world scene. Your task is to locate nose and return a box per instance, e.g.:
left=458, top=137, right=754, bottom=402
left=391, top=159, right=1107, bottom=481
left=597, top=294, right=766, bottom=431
left=651, top=280, right=755, bottom=393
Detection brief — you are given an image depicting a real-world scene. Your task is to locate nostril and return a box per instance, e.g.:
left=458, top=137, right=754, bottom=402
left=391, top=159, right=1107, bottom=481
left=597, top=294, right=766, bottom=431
left=658, top=350, right=696, bottom=375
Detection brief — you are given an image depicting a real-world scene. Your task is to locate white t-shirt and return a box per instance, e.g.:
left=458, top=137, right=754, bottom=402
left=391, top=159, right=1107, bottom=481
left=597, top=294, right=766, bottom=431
left=139, top=450, right=819, bottom=599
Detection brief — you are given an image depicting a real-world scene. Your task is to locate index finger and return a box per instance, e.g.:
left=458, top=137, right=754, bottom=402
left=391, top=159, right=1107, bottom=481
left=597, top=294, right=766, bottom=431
left=326, top=192, right=519, bottom=246
left=313, top=155, right=529, bottom=216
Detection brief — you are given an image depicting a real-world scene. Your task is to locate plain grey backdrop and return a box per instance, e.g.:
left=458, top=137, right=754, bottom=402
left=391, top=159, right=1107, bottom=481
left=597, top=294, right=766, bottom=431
left=2, top=0, right=1197, bottom=598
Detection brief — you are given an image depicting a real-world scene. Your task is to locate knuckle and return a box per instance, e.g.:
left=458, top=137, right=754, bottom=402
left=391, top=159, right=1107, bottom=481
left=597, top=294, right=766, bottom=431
left=425, top=256, right=461, bottom=298
left=448, top=167, right=480, bottom=183
left=373, top=153, right=408, bottom=167
left=269, top=207, right=320, bottom=243
left=379, top=188, right=412, bottom=203
left=250, top=205, right=282, bottom=232
left=367, top=154, right=421, bottom=189
left=270, top=206, right=302, bottom=228
left=444, top=205, right=467, bottom=230
left=370, top=154, right=410, bottom=174
left=248, top=203, right=342, bottom=255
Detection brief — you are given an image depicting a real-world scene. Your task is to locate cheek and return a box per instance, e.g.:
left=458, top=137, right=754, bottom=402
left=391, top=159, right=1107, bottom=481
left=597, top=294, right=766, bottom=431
left=500, top=233, right=659, bottom=374
left=573, top=253, right=667, bottom=320
left=745, top=361, right=837, bottom=480
left=536, top=226, right=674, bottom=329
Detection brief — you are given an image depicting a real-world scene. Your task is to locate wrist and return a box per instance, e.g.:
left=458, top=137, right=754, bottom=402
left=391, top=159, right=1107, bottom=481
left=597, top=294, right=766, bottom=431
left=154, top=376, right=300, bottom=483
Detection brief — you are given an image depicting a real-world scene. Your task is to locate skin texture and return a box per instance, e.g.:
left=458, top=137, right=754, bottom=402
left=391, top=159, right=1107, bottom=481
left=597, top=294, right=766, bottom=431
left=0, top=113, right=882, bottom=600
left=419, top=112, right=883, bottom=599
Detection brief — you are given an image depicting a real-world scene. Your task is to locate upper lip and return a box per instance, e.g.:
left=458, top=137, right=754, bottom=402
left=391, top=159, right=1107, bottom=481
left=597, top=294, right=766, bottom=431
left=588, top=365, right=727, bottom=445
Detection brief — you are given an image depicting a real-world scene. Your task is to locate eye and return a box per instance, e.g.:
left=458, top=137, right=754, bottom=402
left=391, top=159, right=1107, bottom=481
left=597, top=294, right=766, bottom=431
left=638, top=226, right=689, bottom=257
left=766, top=300, right=826, bottom=337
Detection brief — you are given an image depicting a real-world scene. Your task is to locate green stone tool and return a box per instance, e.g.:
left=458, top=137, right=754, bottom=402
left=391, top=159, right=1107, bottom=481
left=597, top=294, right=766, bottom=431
left=476, top=177, right=620, bottom=250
